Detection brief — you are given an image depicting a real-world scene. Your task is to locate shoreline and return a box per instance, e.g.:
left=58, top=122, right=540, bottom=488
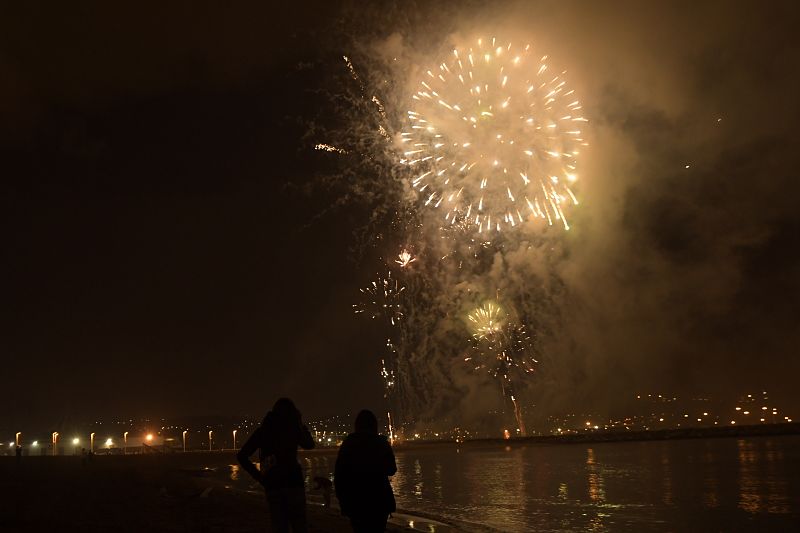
left=386, top=421, right=800, bottom=450
left=3, top=429, right=797, bottom=531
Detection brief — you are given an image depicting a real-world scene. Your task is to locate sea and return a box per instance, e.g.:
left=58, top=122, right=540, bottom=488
left=223, top=435, right=800, bottom=532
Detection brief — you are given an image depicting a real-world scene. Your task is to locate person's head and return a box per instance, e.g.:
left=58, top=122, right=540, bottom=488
left=264, top=397, right=300, bottom=425
left=354, top=409, right=378, bottom=434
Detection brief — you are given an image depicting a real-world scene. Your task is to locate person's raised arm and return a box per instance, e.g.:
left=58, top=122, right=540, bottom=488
left=295, top=411, right=314, bottom=450
left=298, top=423, right=315, bottom=450
left=236, top=427, right=263, bottom=482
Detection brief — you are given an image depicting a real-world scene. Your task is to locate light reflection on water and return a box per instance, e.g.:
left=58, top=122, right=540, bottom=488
left=737, top=438, right=791, bottom=515
left=389, top=436, right=800, bottom=531
left=226, top=436, right=799, bottom=531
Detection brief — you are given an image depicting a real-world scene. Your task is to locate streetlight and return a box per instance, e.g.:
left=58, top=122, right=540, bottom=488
left=208, top=430, right=213, bottom=451
left=52, top=432, right=59, bottom=456
left=15, top=432, right=21, bottom=446
left=90, top=432, right=95, bottom=453
left=123, top=432, right=129, bottom=454
left=232, top=429, right=237, bottom=450
left=182, top=430, right=188, bottom=453
left=105, top=438, right=113, bottom=448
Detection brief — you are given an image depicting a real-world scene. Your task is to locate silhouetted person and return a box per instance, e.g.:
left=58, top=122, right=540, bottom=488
left=237, top=398, right=315, bottom=533
left=15, top=445, right=22, bottom=463
left=335, top=410, right=397, bottom=533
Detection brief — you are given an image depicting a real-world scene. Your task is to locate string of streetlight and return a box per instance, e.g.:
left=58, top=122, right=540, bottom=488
left=10, top=429, right=244, bottom=454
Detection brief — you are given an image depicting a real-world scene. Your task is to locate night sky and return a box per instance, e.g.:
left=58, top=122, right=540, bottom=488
left=2, top=1, right=799, bottom=430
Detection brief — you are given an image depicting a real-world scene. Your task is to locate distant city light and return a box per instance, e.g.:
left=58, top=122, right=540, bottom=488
left=8, top=392, right=794, bottom=452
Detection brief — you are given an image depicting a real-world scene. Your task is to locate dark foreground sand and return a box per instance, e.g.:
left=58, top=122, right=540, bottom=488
left=0, top=454, right=409, bottom=532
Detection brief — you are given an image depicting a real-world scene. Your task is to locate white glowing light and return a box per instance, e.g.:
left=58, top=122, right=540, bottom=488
left=403, top=37, right=586, bottom=232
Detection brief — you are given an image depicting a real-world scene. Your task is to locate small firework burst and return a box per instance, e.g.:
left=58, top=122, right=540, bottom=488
left=353, top=272, right=405, bottom=325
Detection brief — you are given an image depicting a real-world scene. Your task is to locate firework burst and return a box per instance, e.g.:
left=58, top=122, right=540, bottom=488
left=465, top=301, right=538, bottom=436
left=401, top=37, right=587, bottom=232
left=353, top=272, right=405, bottom=326
left=395, top=248, right=418, bottom=268
left=467, top=301, right=506, bottom=339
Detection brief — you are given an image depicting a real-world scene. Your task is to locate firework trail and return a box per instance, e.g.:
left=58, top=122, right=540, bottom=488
left=401, top=37, right=587, bottom=232
left=352, top=269, right=412, bottom=434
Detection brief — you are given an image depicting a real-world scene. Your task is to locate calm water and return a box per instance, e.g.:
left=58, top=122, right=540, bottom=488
left=232, top=435, right=800, bottom=532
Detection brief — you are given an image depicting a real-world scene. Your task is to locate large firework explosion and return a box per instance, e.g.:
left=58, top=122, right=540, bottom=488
left=401, top=37, right=587, bottom=232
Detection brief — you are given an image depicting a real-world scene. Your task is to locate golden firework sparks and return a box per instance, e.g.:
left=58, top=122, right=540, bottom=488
left=402, top=37, right=588, bottom=232
left=395, top=248, right=417, bottom=268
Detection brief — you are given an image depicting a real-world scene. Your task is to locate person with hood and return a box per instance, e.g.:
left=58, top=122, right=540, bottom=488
left=334, top=409, right=397, bottom=532
left=237, top=398, right=315, bottom=533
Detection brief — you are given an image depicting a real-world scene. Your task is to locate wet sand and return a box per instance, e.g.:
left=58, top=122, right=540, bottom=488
left=0, top=454, right=409, bottom=532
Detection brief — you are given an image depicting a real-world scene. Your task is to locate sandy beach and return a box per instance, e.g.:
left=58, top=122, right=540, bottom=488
left=0, top=454, right=409, bottom=532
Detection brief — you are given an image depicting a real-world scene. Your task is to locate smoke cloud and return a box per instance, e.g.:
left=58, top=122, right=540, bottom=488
left=315, top=0, right=800, bottom=430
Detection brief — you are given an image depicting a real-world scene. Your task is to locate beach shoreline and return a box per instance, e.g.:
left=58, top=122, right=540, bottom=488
left=0, top=453, right=415, bottom=532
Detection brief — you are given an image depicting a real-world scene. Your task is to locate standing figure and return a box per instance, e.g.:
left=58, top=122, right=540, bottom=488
left=237, top=398, right=315, bottom=533
left=335, top=410, right=397, bottom=533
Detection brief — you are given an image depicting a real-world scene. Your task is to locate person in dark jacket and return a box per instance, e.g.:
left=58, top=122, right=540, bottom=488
left=237, top=398, right=315, bottom=533
left=335, top=409, right=397, bottom=532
